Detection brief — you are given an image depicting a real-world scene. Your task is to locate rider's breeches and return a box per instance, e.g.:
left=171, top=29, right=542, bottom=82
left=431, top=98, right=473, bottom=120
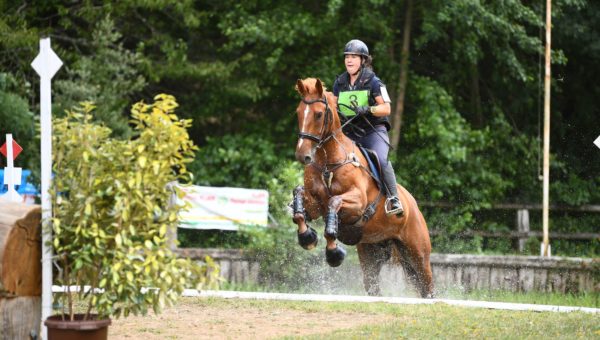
left=347, top=124, right=389, bottom=167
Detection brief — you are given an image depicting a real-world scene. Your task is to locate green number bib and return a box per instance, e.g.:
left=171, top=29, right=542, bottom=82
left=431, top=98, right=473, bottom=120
left=338, top=90, right=369, bottom=116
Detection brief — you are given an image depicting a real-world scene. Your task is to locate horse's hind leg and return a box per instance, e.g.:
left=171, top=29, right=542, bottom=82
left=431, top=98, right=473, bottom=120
left=357, top=242, right=392, bottom=296
left=392, top=239, right=434, bottom=298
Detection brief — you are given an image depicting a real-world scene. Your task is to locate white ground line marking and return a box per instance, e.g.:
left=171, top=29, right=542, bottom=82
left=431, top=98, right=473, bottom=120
left=182, top=290, right=599, bottom=314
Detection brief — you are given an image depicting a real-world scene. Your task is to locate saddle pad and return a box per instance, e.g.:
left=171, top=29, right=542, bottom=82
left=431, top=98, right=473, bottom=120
left=357, top=145, right=382, bottom=186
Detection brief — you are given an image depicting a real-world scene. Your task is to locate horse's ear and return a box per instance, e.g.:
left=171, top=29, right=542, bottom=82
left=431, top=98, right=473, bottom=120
left=315, top=78, right=324, bottom=97
left=295, top=79, right=306, bottom=96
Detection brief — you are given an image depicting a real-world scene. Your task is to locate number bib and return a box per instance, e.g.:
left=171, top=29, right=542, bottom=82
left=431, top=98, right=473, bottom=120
left=338, top=90, right=369, bottom=116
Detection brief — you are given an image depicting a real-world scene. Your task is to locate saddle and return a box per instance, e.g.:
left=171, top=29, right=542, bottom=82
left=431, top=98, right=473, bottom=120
left=356, top=144, right=383, bottom=190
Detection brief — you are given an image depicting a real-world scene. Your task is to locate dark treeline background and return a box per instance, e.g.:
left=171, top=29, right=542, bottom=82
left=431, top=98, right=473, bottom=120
left=0, top=0, right=598, bottom=255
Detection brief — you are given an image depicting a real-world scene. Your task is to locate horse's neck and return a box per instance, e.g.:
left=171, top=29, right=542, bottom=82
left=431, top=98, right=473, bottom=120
left=316, top=131, right=354, bottom=164
left=313, top=92, right=350, bottom=164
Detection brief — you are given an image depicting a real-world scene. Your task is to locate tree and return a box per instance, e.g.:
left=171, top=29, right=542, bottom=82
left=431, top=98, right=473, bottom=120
left=54, top=16, right=146, bottom=138
left=390, top=0, right=413, bottom=150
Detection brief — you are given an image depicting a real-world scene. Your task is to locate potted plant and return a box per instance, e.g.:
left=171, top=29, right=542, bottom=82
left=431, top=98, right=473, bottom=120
left=46, top=95, right=219, bottom=339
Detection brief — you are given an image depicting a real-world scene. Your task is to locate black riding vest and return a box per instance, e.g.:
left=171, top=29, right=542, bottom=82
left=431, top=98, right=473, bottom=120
left=334, top=68, right=391, bottom=131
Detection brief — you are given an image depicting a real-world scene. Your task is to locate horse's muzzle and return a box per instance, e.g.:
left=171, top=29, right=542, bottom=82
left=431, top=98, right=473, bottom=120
left=295, top=150, right=313, bottom=165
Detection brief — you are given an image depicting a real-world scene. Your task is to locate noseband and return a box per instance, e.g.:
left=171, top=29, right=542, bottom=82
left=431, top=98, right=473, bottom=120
left=298, top=96, right=334, bottom=148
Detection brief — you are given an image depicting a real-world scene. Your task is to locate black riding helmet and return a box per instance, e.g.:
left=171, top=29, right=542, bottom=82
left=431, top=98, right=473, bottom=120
left=343, top=39, right=369, bottom=57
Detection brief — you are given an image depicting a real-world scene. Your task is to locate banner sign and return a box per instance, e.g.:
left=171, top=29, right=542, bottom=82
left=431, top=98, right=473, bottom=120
left=175, top=185, right=269, bottom=230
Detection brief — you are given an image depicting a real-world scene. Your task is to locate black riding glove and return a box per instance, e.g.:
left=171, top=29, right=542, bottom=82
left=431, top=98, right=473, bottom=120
left=354, top=106, right=371, bottom=117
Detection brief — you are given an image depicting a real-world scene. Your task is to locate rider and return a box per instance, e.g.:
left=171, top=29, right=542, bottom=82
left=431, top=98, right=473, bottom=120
left=332, top=39, right=404, bottom=216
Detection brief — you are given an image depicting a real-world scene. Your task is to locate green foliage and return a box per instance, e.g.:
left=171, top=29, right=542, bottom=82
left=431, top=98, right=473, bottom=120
left=0, top=74, right=33, bottom=137
left=418, top=0, right=543, bottom=78
left=0, top=73, right=37, bottom=169
left=50, top=95, right=218, bottom=320
left=177, top=229, right=252, bottom=249
left=400, top=76, right=542, bottom=253
left=190, top=133, right=285, bottom=189
left=0, top=1, right=597, bottom=257
left=54, top=16, right=146, bottom=138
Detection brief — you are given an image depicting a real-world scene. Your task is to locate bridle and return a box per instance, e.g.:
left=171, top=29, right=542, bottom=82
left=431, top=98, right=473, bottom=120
left=297, top=96, right=334, bottom=149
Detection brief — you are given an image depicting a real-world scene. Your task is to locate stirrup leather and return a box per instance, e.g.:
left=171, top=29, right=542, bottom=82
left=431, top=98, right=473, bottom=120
left=384, top=197, right=403, bottom=215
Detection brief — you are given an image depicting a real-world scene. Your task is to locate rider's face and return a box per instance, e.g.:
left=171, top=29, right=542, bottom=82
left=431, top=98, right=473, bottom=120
left=345, top=54, right=362, bottom=75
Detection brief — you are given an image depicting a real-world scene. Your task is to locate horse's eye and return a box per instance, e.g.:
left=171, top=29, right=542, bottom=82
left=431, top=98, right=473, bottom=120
left=315, top=111, right=323, bottom=119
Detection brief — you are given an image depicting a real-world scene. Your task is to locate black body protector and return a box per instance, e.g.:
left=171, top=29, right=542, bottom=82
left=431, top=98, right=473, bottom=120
left=334, top=68, right=391, bottom=134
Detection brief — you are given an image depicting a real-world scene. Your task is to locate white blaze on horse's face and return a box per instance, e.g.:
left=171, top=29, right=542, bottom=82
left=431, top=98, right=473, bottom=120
left=297, top=104, right=311, bottom=149
left=295, top=101, right=322, bottom=165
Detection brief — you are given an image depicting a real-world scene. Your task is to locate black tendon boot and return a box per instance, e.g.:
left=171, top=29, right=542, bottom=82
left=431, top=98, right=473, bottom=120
left=381, top=161, right=404, bottom=216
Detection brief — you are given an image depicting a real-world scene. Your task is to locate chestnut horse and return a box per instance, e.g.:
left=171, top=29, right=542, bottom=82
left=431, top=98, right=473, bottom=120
left=291, top=78, right=433, bottom=297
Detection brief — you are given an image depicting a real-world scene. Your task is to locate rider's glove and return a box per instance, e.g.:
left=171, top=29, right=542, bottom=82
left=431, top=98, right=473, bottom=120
left=354, top=106, right=371, bottom=117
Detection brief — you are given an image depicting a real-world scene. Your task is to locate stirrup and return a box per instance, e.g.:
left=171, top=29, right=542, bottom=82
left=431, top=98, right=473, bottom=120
left=385, top=197, right=404, bottom=216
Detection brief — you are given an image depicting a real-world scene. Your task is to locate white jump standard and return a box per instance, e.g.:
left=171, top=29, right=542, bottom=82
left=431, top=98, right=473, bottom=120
left=0, top=134, right=23, bottom=202
left=31, top=37, right=63, bottom=340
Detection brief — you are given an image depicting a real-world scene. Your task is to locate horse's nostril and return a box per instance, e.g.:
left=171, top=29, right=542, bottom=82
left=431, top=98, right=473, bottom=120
left=304, top=156, right=312, bottom=164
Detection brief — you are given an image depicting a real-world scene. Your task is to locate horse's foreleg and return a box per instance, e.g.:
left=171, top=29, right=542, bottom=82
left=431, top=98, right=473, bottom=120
left=323, top=193, right=362, bottom=267
left=292, top=185, right=319, bottom=250
left=321, top=195, right=344, bottom=266
left=324, top=196, right=341, bottom=239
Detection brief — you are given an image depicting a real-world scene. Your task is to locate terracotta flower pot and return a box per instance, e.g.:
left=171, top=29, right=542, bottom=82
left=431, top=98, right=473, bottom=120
left=45, top=314, right=111, bottom=340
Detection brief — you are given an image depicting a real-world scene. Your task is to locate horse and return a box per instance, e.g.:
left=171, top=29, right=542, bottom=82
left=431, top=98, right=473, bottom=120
left=291, top=78, right=434, bottom=298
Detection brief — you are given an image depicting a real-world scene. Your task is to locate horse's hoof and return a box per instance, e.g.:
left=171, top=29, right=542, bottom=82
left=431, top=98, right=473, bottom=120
left=325, top=246, right=346, bottom=267
left=298, top=227, right=318, bottom=250
left=367, top=288, right=382, bottom=297
left=422, top=291, right=436, bottom=299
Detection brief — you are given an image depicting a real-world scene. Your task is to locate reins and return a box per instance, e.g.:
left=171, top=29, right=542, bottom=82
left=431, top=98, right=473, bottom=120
left=337, top=102, right=394, bottom=150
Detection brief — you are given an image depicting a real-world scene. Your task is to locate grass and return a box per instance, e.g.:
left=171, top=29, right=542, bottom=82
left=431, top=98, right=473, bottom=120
left=188, top=297, right=599, bottom=339
left=443, top=289, right=599, bottom=308
left=301, top=304, right=599, bottom=339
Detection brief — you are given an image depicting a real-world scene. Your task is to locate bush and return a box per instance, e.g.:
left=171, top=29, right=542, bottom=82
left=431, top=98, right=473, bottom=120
left=51, top=96, right=219, bottom=319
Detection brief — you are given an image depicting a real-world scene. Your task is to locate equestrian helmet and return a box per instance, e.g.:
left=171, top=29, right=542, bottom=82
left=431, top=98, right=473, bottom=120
left=344, top=39, right=369, bottom=57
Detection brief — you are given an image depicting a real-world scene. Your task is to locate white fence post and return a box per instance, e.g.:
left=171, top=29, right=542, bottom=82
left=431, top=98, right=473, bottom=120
left=516, top=209, right=530, bottom=252
left=31, top=37, right=62, bottom=340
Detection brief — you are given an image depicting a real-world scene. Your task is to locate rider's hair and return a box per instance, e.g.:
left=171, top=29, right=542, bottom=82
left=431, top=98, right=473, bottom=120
left=361, top=55, right=373, bottom=70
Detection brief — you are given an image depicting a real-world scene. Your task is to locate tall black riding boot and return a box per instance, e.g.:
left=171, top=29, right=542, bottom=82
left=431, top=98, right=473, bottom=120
left=381, top=161, right=404, bottom=216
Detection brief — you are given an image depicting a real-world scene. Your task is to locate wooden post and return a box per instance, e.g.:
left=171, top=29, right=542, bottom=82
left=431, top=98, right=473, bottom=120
left=166, top=181, right=178, bottom=251
left=390, top=0, right=413, bottom=150
left=516, top=209, right=530, bottom=252
left=541, top=0, right=552, bottom=257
